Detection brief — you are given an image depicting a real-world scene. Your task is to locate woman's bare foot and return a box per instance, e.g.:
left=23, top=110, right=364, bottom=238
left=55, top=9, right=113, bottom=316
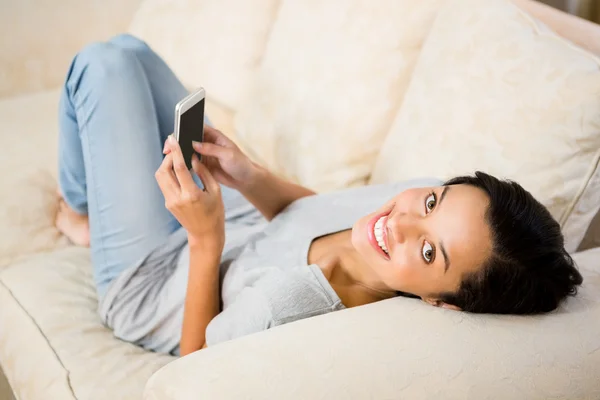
left=55, top=192, right=91, bottom=247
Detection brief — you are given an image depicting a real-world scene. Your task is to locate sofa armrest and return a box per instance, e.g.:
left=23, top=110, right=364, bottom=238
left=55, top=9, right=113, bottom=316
left=144, top=248, right=600, bottom=400
left=512, top=0, right=600, bottom=56
left=0, top=0, right=141, bottom=99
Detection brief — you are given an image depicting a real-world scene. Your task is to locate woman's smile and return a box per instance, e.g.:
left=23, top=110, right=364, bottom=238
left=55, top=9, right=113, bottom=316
left=367, top=212, right=391, bottom=260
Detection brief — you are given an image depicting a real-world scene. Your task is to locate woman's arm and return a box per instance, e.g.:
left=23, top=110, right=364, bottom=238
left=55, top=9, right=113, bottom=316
left=180, top=241, right=221, bottom=356
left=192, top=127, right=317, bottom=222
left=157, top=135, right=227, bottom=355
left=239, top=162, right=316, bottom=221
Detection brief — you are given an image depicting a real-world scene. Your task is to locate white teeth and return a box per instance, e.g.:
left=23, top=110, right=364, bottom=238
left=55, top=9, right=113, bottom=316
left=373, top=216, right=388, bottom=255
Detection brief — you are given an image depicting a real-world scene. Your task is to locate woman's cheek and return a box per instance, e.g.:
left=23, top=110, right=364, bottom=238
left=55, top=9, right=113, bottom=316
left=390, top=256, right=420, bottom=289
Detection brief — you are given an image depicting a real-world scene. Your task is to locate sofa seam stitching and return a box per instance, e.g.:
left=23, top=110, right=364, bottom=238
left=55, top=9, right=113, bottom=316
left=0, top=278, right=77, bottom=400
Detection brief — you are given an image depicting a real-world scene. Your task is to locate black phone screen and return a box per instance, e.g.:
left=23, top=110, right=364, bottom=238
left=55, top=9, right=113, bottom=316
left=179, top=98, right=205, bottom=169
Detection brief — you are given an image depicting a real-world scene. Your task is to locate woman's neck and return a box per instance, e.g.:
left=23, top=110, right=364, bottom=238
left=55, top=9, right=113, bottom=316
left=315, top=231, right=397, bottom=307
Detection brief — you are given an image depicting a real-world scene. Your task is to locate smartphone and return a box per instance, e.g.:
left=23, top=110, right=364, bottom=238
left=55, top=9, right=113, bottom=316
left=174, top=88, right=205, bottom=170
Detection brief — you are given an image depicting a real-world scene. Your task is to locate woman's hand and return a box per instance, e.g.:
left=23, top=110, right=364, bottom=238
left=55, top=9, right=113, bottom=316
left=156, top=135, right=225, bottom=251
left=164, top=126, right=258, bottom=191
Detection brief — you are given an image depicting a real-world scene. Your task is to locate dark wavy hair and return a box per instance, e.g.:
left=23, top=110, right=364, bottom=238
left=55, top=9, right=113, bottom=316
left=430, top=171, right=583, bottom=314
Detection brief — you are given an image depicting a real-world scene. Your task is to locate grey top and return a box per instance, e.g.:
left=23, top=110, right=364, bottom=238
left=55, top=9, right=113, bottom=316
left=99, top=178, right=442, bottom=354
left=195, top=178, right=443, bottom=346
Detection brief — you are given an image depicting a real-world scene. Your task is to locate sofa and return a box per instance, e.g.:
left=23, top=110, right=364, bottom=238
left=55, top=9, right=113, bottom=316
left=1, top=0, right=600, bottom=398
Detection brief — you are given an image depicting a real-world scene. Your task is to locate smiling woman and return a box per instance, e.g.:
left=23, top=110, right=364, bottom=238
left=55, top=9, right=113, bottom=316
left=346, top=171, right=582, bottom=314
left=54, top=34, right=583, bottom=356
left=348, top=182, right=492, bottom=310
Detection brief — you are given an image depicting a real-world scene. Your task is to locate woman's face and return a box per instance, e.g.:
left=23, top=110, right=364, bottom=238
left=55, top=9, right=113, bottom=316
left=352, top=184, right=492, bottom=308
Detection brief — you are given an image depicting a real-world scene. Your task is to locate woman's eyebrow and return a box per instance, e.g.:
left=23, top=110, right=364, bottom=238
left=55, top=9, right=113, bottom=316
left=441, top=241, right=450, bottom=273
left=437, top=186, right=451, bottom=273
left=438, top=186, right=450, bottom=209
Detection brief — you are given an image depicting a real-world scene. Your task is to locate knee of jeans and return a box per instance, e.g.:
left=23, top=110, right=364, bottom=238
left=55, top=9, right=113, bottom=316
left=108, top=33, right=151, bottom=53
left=69, top=41, right=138, bottom=85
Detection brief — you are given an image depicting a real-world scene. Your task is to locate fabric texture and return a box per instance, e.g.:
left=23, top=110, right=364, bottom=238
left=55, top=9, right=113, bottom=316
left=0, top=90, right=69, bottom=270
left=1, top=1, right=600, bottom=399
left=145, top=246, right=600, bottom=400
left=233, top=0, right=445, bottom=192
left=0, top=0, right=141, bottom=99
left=128, top=0, right=281, bottom=110
left=370, top=0, right=600, bottom=252
left=0, top=248, right=174, bottom=400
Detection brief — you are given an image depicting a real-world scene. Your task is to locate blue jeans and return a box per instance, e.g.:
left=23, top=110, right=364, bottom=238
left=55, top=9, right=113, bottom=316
left=59, top=34, right=257, bottom=297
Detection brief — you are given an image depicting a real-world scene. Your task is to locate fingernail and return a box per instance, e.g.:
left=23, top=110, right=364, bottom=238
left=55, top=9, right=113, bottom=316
left=192, top=141, right=202, bottom=148
left=169, top=135, right=176, bottom=144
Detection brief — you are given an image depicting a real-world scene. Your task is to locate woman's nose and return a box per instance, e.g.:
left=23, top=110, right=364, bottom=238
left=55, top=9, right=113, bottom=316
left=387, top=213, right=419, bottom=244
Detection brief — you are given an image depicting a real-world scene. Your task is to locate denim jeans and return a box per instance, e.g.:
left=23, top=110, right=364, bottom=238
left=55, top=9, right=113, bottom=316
left=58, top=34, right=258, bottom=297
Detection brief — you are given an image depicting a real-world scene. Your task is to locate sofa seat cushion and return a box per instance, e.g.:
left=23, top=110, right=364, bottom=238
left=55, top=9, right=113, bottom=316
left=0, top=89, right=69, bottom=269
left=0, top=248, right=174, bottom=400
left=370, top=0, right=600, bottom=252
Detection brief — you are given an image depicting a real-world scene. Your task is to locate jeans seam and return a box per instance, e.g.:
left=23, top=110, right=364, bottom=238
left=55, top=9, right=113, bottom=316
left=72, top=85, right=109, bottom=288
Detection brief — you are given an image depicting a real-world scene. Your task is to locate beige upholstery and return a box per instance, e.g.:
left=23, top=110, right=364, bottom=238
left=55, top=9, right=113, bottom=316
left=128, top=0, right=281, bottom=110
left=0, top=0, right=599, bottom=399
left=0, top=0, right=142, bottom=100
left=144, top=246, right=600, bottom=400
left=370, top=0, right=600, bottom=252
left=233, top=0, right=445, bottom=191
left=513, top=0, right=600, bottom=55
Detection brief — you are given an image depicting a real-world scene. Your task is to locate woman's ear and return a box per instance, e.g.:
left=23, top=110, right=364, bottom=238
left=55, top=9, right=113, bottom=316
left=423, top=298, right=462, bottom=311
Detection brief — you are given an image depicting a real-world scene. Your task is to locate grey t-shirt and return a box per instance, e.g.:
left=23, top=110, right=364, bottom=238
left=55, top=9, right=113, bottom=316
left=198, top=178, right=443, bottom=346
left=100, top=178, right=442, bottom=353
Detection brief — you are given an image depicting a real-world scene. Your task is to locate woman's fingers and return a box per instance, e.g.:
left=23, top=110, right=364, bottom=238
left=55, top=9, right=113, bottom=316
left=167, top=136, right=198, bottom=192
left=155, top=153, right=180, bottom=197
left=203, top=126, right=232, bottom=145
left=192, top=154, right=220, bottom=194
left=192, top=141, right=229, bottom=159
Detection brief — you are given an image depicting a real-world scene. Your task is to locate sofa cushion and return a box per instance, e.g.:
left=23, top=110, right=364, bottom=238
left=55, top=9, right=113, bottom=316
left=0, top=248, right=174, bottom=400
left=0, top=90, right=69, bottom=269
left=370, top=0, right=600, bottom=252
left=233, top=0, right=445, bottom=192
left=145, top=246, right=600, bottom=400
left=0, top=0, right=140, bottom=99
left=128, top=0, right=280, bottom=110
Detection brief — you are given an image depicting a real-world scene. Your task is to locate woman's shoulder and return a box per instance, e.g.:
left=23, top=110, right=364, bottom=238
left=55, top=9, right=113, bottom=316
left=271, top=178, right=444, bottom=223
left=205, top=265, right=344, bottom=346
left=247, top=265, right=345, bottom=324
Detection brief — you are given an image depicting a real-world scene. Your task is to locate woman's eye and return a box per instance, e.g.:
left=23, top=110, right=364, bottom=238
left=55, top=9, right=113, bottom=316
left=422, top=241, right=434, bottom=264
left=425, top=192, right=437, bottom=213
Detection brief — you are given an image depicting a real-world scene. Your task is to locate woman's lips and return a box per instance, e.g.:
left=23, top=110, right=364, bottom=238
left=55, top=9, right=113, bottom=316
left=367, top=212, right=391, bottom=260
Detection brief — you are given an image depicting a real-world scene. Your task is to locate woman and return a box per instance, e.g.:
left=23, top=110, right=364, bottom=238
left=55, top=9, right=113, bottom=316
left=55, top=34, right=583, bottom=356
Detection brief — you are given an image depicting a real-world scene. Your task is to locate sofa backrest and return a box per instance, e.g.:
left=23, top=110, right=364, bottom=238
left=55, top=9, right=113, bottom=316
left=128, top=0, right=281, bottom=110
left=232, top=0, right=446, bottom=191
left=513, top=0, right=600, bottom=56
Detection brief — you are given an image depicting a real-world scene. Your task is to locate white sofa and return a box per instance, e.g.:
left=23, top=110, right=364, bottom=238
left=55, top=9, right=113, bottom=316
left=1, top=0, right=600, bottom=399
